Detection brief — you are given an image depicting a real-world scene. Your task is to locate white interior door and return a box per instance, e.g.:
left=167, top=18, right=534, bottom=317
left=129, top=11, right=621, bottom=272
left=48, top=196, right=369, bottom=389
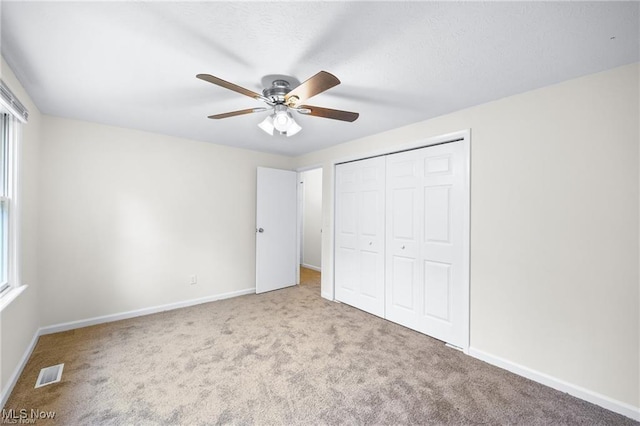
left=385, top=141, right=467, bottom=347
left=334, top=157, right=386, bottom=317
left=256, top=167, right=297, bottom=294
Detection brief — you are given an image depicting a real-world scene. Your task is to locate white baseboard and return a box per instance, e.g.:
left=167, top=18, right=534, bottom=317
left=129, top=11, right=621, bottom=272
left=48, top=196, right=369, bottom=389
left=40, top=288, right=255, bottom=335
left=1, top=330, right=39, bottom=409
left=1, top=287, right=255, bottom=409
left=321, top=292, right=333, bottom=301
left=468, top=347, right=640, bottom=421
left=301, top=263, right=321, bottom=272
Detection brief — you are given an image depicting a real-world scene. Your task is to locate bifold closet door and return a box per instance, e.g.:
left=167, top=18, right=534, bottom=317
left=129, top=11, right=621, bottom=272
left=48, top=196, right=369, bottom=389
left=334, top=157, right=385, bottom=317
left=385, top=141, right=466, bottom=348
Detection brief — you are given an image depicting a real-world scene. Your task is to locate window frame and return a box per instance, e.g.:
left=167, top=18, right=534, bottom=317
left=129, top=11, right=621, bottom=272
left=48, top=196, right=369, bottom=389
left=0, top=112, right=19, bottom=297
left=0, top=78, right=27, bottom=301
left=0, top=114, right=7, bottom=293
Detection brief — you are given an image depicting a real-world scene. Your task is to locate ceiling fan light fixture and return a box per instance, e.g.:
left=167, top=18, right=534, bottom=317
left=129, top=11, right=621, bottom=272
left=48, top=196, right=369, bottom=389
left=258, top=115, right=274, bottom=135
left=262, top=105, right=302, bottom=137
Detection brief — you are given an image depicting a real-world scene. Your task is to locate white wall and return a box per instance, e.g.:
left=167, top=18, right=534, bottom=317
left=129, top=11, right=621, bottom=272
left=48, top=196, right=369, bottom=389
left=38, top=116, right=292, bottom=326
left=294, top=63, right=640, bottom=410
left=0, top=59, right=42, bottom=398
left=301, top=168, right=322, bottom=270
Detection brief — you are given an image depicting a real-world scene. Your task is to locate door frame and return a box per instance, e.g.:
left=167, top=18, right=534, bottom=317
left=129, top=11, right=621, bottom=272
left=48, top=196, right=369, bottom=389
left=296, top=173, right=303, bottom=284
left=330, top=129, right=471, bottom=351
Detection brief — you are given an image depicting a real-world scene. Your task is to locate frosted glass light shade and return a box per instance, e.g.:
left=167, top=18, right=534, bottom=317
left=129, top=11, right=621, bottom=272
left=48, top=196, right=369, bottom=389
left=258, top=115, right=274, bottom=135
left=286, top=119, right=302, bottom=137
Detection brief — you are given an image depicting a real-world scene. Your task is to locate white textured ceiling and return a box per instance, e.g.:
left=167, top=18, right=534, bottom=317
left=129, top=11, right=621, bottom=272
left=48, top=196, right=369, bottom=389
left=1, top=1, right=638, bottom=156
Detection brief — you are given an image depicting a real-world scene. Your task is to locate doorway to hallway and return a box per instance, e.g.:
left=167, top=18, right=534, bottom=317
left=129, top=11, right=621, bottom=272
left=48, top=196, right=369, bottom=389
left=298, top=167, right=323, bottom=290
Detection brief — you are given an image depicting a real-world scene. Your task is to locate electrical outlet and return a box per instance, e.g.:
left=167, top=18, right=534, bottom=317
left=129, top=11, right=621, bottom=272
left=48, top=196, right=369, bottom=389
left=190, top=275, right=197, bottom=285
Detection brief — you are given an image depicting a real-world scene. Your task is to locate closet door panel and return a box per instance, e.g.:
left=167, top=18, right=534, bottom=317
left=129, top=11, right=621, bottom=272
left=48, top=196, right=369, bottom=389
left=334, top=157, right=386, bottom=317
left=421, top=143, right=464, bottom=346
left=385, top=153, right=423, bottom=329
left=385, top=141, right=466, bottom=347
left=335, top=188, right=358, bottom=294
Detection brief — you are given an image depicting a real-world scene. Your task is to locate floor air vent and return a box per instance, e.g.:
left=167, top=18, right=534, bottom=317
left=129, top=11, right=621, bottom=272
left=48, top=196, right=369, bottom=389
left=35, top=364, right=64, bottom=388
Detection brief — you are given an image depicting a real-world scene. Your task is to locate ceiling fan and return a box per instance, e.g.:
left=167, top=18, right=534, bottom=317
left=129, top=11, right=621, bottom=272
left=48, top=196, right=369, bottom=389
left=196, top=71, right=359, bottom=137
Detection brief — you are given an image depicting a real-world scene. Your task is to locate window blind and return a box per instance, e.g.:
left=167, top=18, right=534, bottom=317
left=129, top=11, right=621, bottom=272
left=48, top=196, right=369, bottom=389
left=0, top=79, right=28, bottom=123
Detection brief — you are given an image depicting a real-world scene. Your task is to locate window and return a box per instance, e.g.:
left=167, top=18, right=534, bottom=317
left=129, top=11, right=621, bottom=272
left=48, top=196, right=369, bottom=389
left=0, top=80, right=28, bottom=298
left=0, top=113, right=10, bottom=294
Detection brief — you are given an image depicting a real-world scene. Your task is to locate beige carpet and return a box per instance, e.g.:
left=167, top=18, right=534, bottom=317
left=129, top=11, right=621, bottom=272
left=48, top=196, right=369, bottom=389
left=4, top=284, right=636, bottom=425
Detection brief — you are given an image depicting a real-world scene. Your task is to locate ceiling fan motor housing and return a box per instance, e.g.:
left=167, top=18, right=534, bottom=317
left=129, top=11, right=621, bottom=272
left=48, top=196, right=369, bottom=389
left=263, top=79, right=291, bottom=103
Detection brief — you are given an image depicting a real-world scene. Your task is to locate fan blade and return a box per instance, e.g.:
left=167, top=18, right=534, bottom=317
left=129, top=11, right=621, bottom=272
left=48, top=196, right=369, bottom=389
left=197, top=74, right=270, bottom=102
left=285, top=71, right=340, bottom=107
left=208, top=107, right=268, bottom=119
left=297, top=105, right=359, bottom=122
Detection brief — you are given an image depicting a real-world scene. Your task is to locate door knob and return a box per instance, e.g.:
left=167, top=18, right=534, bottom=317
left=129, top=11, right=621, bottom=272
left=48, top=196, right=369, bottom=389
left=257, top=228, right=264, bottom=233
left=401, top=245, right=405, bottom=249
